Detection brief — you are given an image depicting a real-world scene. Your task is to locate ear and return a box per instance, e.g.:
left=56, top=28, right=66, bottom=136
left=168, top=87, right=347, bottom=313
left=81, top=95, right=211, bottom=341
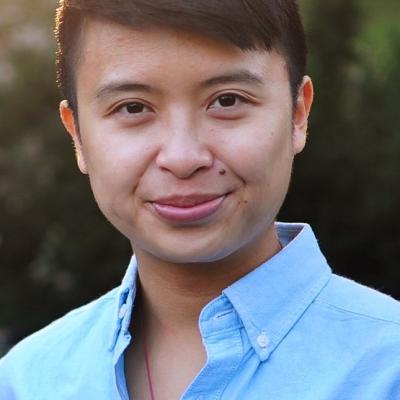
left=59, top=100, right=88, bottom=174
left=292, top=76, right=314, bottom=155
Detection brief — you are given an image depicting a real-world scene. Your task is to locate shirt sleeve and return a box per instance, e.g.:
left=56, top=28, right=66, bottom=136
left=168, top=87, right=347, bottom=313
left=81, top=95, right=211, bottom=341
left=0, top=353, right=16, bottom=400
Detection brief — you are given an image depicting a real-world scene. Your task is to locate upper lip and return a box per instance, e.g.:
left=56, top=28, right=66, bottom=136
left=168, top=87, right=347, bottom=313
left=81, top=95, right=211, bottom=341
left=151, top=193, right=228, bottom=207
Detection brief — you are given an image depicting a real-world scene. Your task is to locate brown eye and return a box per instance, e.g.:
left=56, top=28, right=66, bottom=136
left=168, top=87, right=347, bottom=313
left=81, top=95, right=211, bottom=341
left=126, top=102, right=146, bottom=113
left=217, top=94, right=237, bottom=107
left=209, top=93, right=249, bottom=110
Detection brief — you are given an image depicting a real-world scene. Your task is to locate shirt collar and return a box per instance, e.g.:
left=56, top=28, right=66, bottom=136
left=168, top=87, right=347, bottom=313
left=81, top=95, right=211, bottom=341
left=109, top=223, right=332, bottom=359
left=223, top=222, right=332, bottom=361
left=109, top=255, right=138, bottom=352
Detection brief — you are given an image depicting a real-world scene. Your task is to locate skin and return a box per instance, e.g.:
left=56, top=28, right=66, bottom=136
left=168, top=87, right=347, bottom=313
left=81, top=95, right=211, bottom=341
left=60, top=18, right=313, bottom=400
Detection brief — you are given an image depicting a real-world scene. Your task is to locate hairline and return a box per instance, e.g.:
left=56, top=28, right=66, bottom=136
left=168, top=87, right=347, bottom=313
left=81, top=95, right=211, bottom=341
left=66, top=15, right=299, bottom=115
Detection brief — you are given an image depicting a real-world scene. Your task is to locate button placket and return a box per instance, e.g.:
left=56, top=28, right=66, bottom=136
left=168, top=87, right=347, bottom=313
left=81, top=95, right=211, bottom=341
left=118, top=303, right=128, bottom=320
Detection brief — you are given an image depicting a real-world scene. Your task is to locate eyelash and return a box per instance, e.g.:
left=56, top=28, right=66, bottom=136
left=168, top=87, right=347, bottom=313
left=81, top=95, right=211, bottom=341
left=113, top=102, right=152, bottom=115
left=110, top=92, right=252, bottom=118
left=208, top=93, right=251, bottom=109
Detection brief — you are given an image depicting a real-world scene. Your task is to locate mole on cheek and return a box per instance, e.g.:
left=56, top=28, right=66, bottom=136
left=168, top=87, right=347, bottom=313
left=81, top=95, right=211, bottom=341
left=219, top=169, right=226, bottom=176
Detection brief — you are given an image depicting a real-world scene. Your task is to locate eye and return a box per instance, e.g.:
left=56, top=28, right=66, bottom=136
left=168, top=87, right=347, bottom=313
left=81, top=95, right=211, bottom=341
left=107, top=101, right=154, bottom=125
left=121, top=102, right=151, bottom=114
left=209, top=93, right=248, bottom=109
left=109, top=101, right=153, bottom=117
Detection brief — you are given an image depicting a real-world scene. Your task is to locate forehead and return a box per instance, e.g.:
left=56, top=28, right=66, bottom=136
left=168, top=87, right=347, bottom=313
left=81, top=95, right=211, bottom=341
left=75, top=18, right=289, bottom=96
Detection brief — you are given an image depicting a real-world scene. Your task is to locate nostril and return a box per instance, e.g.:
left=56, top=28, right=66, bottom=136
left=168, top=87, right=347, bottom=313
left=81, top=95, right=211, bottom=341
left=156, top=151, right=214, bottom=179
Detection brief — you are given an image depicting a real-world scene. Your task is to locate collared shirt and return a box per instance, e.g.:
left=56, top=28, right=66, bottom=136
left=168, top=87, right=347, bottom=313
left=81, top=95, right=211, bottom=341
left=1, top=223, right=400, bottom=399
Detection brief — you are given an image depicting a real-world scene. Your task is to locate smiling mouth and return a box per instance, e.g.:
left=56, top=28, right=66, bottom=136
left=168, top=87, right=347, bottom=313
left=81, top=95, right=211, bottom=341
left=150, top=194, right=229, bottom=223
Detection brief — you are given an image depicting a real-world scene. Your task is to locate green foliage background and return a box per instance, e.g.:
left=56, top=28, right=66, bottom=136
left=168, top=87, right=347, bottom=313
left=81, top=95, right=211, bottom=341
left=0, top=0, right=399, bottom=355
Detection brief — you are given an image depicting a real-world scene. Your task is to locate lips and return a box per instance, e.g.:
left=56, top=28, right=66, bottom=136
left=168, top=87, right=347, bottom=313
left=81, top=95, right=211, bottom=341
left=151, top=194, right=228, bottom=223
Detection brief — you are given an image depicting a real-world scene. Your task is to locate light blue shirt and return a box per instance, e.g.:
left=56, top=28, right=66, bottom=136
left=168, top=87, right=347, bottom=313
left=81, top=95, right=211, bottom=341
left=1, top=223, right=400, bottom=399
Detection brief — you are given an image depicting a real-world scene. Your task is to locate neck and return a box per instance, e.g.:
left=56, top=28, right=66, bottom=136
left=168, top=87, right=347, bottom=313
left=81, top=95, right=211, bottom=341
left=132, top=225, right=281, bottom=337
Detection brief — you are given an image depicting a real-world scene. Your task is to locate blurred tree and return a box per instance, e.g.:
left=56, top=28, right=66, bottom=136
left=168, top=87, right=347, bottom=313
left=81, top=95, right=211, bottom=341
left=347, top=28, right=400, bottom=293
left=282, top=0, right=400, bottom=297
left=282, top=0, right=364, bottom=263
left=0, top=2, right=131, bottom=353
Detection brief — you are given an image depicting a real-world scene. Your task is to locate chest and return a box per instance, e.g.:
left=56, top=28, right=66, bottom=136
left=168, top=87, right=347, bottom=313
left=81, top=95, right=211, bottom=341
left=124, top=334, right=207, bottom=400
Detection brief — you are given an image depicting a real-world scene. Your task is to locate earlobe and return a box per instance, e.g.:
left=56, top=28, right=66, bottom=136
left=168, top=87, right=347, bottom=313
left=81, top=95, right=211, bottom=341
left=293, top=76, right=314, bottom=155
left=59, top=100, right=88, bottom=174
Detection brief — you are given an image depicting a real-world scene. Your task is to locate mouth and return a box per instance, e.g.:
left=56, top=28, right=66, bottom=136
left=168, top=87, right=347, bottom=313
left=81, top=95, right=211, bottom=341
left=150, top=193, right=230, bottom=223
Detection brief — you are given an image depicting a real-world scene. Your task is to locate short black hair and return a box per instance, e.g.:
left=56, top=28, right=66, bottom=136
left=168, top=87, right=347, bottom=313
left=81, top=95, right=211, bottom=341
left=55, top=0, right=307, bottom=110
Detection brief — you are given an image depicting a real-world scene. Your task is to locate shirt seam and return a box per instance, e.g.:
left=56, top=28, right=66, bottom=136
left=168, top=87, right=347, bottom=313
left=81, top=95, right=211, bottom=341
left=213, top=331, right=243, bottom=400
left=314, top=300, right=400, bottom=327
left=229, top=268, right=331, bottom=345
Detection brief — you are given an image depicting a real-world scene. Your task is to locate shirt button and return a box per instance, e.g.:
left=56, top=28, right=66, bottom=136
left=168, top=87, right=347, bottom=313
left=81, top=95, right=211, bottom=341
left=256, top=333, right=270, bottom=349
left=118, top=303, right=128, bottom=319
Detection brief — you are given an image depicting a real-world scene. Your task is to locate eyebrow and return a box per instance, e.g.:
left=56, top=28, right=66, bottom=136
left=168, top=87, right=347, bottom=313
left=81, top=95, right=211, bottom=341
left=200, top=70, right=264, bottom=88
left=94, top=70, right=264, bottom=100
left=95, top=82, right=159, bottom=100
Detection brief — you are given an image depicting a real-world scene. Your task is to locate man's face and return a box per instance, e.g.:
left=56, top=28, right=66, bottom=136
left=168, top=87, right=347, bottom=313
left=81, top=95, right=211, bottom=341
left=61, top=19, right=312, bottom=264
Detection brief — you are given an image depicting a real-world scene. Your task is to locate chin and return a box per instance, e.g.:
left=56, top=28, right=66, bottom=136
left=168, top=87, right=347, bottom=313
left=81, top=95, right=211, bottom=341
left=144, top=239, right=235, bottom=265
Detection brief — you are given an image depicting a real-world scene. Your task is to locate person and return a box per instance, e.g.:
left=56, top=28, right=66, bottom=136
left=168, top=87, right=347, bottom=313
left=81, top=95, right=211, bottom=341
left=1, top=0, right=400, bottom=399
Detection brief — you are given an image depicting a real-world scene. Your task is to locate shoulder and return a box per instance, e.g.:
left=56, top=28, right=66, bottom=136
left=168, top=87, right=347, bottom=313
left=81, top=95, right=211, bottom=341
left=0, top=287, right=119, bottom=388
left=309, top=275, right=400, bottom=393
left=11, top=286, right=119, bottom=352
left=316, top=273, right=400, bottom=326
left=312, top=273, right=400, bottom=355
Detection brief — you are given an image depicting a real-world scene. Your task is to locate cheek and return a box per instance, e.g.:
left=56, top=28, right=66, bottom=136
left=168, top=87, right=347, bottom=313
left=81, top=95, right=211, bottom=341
left=79, top=125, right=154, bottom=209
left=219, top=122, right=293, bottom=184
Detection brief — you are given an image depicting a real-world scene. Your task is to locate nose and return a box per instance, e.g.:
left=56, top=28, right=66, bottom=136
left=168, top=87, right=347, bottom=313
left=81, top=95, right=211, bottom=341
left=155, top=125, right=214, bottom=179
